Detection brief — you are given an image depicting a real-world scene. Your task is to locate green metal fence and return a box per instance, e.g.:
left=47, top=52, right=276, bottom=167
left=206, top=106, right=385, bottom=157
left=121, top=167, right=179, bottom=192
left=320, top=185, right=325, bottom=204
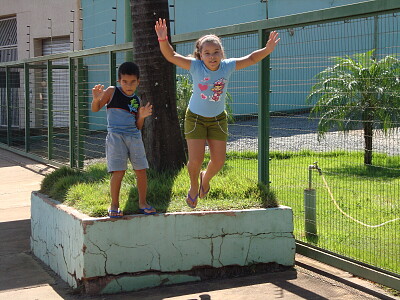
left=173, top=3, right=400, bottom=290
left=0, top=0, right=399, bottom=291
left=268, top=11, right=400, bottom=290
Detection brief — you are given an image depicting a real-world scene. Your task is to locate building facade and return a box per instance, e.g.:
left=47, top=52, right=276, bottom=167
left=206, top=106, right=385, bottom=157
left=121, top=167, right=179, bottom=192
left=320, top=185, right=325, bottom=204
left=0, top=0, right=82, bottom=61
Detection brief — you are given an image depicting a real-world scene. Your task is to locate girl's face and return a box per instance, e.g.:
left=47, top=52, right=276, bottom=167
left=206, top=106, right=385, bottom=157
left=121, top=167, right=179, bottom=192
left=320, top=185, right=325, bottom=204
left=200, top=41, right=223, bottom=71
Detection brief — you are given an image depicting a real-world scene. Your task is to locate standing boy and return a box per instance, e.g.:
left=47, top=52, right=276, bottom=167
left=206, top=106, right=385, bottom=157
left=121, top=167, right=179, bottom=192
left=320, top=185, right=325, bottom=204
left=91, top=61, right=156, bottom=217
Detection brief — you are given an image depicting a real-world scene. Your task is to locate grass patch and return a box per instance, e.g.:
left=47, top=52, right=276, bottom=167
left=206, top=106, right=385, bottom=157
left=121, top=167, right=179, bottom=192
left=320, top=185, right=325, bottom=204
left=39, top=149, right=400, bottom=275
left=269, top=150, right=400, bottom=274
left=39, top=154, right=277, bottom=217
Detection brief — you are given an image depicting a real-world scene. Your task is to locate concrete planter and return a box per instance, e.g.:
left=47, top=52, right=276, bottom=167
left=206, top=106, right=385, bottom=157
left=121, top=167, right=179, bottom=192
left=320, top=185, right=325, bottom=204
left=31, top=191, right=295, bottom=294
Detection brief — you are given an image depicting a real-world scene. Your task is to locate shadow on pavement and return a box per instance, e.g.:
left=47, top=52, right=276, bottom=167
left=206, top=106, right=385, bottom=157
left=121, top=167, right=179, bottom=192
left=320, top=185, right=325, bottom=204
left=296, top=261, right=396, bottom=300
left=0, top=219, right=56, bottom=291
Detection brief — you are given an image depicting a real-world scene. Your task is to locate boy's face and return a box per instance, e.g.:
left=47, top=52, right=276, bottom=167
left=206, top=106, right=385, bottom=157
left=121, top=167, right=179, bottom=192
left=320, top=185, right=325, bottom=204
left=118, top=74, right=139, bottom=96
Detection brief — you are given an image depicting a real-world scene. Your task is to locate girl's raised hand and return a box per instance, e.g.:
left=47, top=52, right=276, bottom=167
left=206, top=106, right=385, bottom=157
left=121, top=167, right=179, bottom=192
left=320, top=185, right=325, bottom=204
left=265, top=31, right=280, bottom=53
left=155, top=18, right=168, bottom=40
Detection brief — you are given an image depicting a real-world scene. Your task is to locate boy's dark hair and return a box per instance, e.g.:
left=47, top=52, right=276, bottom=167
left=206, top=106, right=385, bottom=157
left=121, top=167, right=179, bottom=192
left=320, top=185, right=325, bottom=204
left=118, top=61, right=140, bottom=79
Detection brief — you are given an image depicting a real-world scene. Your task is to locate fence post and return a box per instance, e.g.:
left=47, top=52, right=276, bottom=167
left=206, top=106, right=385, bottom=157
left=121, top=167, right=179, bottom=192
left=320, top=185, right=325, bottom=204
left=77, top=58, right=86, bottom=169
left=109, top=51, right=116, bottom=86
left=258, top=29, right=270, bottom=188
left=24, top=63, right=30, bottom=152
left=304, top=188, right=317, bottom=238
left=6, top=66, right=11, bottom=146
left=69, top=58, right=76, bottom=168
left=124, top=0, right=133, bottom=62
left=304, top=164, right=319, bottom=238
left=47, top=60, right=53, bottom=160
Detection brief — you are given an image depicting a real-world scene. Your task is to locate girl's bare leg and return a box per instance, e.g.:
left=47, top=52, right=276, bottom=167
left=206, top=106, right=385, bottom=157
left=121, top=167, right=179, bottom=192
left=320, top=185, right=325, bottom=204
left=200, top=139, right=226, bottom=198
left=186, top=139, right=206, bottom=207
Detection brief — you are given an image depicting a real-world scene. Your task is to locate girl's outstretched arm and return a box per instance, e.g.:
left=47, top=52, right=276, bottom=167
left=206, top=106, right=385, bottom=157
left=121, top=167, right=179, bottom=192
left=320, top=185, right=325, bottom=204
left=235, top=31, right=280, bottom=70
left=155, top=18, right=191, bottom=70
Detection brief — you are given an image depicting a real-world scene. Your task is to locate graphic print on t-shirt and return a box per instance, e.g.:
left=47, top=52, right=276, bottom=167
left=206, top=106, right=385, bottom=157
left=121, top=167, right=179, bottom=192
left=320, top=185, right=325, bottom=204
left=198, top=77, right=227, bottom=102
left=107, top=87, right=141, bottom=115
left=128, top=99, right=139, bottom=114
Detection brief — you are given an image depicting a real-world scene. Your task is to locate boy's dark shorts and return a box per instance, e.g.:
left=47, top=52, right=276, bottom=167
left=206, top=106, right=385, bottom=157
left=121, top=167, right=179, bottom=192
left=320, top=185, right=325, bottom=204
left=184, top=109, right=228, bottom=141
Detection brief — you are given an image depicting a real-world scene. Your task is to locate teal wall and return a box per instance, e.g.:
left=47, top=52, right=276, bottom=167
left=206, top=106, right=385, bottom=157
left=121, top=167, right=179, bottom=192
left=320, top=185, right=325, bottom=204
left=80, top=0, right=385, bottom=117
left=172, top=0, right=386, bottom=114
left=81, top=0, right=129, bottom=49
left=80, top=0, right=368, bottom=42
left=172, top=0, right=266, bottom=34
left=269, top=0, right=366, bottom=18
left=81, top=0, right=132, bottom=130
left=172, top=0, right=364, bottom=34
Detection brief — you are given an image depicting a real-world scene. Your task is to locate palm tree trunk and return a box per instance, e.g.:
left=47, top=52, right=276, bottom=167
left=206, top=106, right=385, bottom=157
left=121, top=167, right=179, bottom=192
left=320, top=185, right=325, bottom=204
left=130, top=0, right=186, bottom=171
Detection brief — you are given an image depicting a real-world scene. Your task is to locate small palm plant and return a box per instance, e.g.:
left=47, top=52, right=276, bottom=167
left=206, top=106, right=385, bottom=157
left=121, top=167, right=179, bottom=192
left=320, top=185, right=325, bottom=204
left=307, top=50, right=400, bottom=165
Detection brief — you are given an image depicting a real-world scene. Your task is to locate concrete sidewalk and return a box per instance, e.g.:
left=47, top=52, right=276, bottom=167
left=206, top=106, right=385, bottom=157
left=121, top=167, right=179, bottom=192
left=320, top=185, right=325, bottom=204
left=0, top=148, right=398, bottom=300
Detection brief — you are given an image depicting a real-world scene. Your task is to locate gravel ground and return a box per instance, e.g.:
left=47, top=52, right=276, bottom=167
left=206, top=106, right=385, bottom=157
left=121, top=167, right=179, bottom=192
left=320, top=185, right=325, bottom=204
left=227, top=113, right=400, bottom=155
left=84, top=112, right=400, bottom=166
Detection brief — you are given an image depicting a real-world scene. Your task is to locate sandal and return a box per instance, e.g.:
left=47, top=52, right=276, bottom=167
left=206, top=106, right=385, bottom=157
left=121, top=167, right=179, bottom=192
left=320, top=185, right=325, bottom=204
left=108, top=208, right=123, bottom=218
left=138, top=206, right=157, bottom=215
left=186, top=192, right=198, bottom=208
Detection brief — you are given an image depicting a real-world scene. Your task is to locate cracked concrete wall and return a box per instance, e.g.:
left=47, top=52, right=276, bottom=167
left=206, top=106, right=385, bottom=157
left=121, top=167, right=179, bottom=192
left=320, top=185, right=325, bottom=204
left=31, top=192, right=295, bottom=293
left=83, top=208, right=295, bottom=278
left=31, top=192, right=85, bottom=288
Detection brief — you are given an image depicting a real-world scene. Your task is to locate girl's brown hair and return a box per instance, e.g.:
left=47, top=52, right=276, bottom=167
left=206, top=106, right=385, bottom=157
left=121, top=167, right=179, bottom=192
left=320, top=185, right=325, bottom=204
left=192, top=34, right=225, bottom=60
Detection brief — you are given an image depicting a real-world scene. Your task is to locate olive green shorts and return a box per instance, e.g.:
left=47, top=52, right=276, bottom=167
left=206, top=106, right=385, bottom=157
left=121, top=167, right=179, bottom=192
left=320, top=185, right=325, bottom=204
left=184, top=109, right=228, bottom=141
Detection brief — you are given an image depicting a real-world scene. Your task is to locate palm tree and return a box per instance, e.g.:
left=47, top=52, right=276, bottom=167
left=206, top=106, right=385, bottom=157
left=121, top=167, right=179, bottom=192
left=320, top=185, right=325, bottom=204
left=130, top=0, right=186, bottom=171
left=307, top=50, right=400, bottom=165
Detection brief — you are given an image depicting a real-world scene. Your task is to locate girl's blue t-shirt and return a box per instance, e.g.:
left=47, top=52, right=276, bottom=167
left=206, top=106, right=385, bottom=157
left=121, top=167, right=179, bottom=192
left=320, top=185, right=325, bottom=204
left=188, top=58, right=236, bottom=117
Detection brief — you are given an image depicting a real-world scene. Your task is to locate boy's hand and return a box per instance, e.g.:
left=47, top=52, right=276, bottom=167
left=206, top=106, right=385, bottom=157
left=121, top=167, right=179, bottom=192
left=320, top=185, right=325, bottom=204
left=155, top=18, right=168, bottom=40
left=265, top=31, right=280, bottom=53
left=139, top=102, right=153, bottom=118
left=92, top=84, right=105, bottom=101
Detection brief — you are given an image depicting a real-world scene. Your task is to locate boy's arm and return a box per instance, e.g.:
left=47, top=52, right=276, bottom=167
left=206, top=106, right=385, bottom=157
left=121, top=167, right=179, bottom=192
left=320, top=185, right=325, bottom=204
left=136, top=102, right=153, bottom=130
left=235, top=31, right=280, bottom=70
left=155, top=18, right=191, bottom=70
left=91, top=85, right=114, bottom=112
